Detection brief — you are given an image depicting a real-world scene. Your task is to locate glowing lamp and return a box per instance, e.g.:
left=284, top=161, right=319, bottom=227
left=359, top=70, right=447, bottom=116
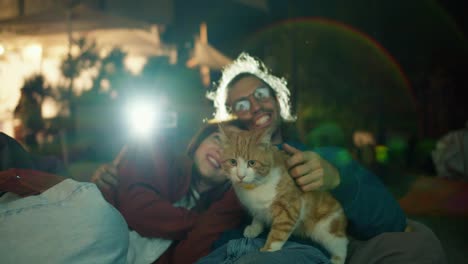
left=126, top=101, right=159, bottom=139
left=22, top=44, right=42, bottom=61
left=113, top=99, right=161, bottom=166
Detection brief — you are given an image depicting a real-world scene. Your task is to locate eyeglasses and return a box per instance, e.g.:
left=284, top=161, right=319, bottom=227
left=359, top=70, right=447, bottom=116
left=231, top=86, right=273, bottom=114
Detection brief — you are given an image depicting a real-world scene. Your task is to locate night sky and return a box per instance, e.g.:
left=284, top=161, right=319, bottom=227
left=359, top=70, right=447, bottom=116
left=164, top=0, right=468, bottom=138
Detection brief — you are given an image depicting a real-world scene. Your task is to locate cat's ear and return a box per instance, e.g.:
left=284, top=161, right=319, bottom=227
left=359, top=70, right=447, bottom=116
left=218, top=124, right=229, bottom=144
left=217, top=124, right=242, bottom=143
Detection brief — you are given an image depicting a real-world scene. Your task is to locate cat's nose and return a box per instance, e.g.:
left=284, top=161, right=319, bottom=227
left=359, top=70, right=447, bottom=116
left=237, top=174, right=246, bottom=181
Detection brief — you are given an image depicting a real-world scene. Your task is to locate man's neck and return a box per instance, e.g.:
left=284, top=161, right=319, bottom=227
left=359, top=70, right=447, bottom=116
left=271, top=129, right=284, bottom=145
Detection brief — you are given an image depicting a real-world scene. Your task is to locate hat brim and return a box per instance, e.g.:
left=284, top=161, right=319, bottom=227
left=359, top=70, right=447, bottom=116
left=203, top=114, right=239, bottom=124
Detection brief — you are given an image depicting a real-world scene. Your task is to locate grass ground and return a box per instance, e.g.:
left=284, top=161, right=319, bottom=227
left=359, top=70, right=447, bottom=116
left=383, top=168, right=468, bottom=264
left=411, top=215, right=467, bottom=264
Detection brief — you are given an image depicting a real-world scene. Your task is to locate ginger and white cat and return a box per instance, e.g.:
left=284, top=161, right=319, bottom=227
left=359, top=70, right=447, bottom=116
left=219, top=126, right=348, bottom=264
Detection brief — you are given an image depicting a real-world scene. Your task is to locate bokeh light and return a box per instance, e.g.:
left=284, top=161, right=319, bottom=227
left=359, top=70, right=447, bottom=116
left=22, top=44, right=43, bottom=61
left=126, top=100, right=159, bottom=139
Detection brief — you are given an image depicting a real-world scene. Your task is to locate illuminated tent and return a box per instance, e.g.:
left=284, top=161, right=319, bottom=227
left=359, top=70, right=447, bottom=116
left=0, top=4, right=150, bottom=35
left=186, top=23, right=232, bottom=86
left=0, top=3, right=175, bottom=58
left=0, top=4, right=176, bottom=136
left=186, top=38, right=232, bottom=70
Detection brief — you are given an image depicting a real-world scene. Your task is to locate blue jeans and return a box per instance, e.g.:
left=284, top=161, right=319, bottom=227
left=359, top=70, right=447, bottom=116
left=202, top=219, right=447, bottom=264
left=196, top=237, right=330, bottom=264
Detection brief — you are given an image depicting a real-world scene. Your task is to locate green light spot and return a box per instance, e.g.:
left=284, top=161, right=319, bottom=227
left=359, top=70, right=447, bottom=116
left=375, top=145, right=389, bottom=163
left=336, top=149, right=352, bottom=166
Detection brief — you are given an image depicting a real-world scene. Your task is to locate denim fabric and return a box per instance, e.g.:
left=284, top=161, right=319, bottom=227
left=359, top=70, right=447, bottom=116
left=0, top=179, right=129, bottom=264
left=196, top=237, right=331, bottom=264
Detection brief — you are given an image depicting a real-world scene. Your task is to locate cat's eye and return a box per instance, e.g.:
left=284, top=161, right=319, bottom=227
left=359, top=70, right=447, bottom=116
left=228, top=159, right=237, bottom=166
left=247, top=160, right=256, bottom=167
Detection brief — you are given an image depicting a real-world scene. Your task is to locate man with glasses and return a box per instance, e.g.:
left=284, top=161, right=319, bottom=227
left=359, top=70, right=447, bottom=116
left=203, top=53, right=446, bottom=263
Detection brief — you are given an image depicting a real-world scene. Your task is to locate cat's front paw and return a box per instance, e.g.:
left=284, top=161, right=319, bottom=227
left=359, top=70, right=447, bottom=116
left=259, top=246, right=270, bottom=252
left=260, top=241, right=283, bottom=252
left=243, top=224, right=263, bottom=238
left=331, top=256, right=345, bottom=264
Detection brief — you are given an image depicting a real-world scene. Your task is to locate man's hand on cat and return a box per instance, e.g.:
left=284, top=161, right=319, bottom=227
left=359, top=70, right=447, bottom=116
left=91, top=163, right=119, bottom=190
left=283, top=143, right=340, bottom=192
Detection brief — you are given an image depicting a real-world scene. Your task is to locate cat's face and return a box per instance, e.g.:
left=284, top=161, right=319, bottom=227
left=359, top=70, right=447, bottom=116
left=220, top=127, right=273, bottom=187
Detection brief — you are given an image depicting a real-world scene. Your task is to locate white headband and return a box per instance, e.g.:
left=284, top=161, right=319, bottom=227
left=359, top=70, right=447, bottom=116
left=206, top=52, right=297, bottom=122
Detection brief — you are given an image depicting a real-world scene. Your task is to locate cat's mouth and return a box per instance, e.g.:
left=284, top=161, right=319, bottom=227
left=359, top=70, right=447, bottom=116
left=253, top=113, right=271, bottom=128
left=207, top=155, right=221, bottom=169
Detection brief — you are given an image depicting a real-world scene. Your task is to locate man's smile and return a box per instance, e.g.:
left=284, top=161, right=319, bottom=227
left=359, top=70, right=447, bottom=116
left=253, top=113, right=272, bottom=128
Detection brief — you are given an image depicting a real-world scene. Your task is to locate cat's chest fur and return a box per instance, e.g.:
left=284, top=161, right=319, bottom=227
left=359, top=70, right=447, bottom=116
left=234, top=167, right=283, bottom=224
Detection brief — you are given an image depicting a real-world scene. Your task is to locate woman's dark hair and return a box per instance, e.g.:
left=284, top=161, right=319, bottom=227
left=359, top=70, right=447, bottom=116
left=186, top=119, right=242, bottom=158
left=185, top=120, right=242, bottom=212
left=186, top=123, right=220, bottom=159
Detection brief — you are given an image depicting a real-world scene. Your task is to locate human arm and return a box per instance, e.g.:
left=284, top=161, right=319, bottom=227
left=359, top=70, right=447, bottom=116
left=0, top=168, right=65, bottom=196
left=164, top=188, right=246, bottom=264
left=115, top=151, right=201, bottom=240
left=89, top=135, right=200, bottom=239
left=283, top=142, right=406, bottom=239
left=283, top=143, right=340, bottom=191
left=91, top=164, right=119, bottom=190
left=117, top=180, right=199, bottom=240
left=91, top=163, right=120, bottom=206
left=314, top=147, right=407, bottom=239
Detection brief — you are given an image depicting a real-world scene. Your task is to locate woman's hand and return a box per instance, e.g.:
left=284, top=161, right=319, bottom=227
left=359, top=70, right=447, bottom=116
left=282, top=143, right=340, bottom=192
left=91, top=163, right=119, bottom=190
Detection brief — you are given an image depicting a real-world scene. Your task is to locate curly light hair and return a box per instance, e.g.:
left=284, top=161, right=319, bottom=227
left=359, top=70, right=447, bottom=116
left=206, top=53, right=296, bottom=122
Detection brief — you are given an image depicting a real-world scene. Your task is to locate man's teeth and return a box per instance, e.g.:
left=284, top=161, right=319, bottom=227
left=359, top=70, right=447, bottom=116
left=255, top=115, right=270, bottom=126
left=208, top=156, right=220, bottom=168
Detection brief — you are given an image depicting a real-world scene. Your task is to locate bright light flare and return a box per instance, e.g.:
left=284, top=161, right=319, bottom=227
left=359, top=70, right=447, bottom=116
left=0, top=45, right=5, bottom=56
left=126, top=101, right=159, bottom=138
left=22, top=44, right=42, bottom=61
left=124, top=55, right=147, bottom=75
left=41, top=97, right=59, bottom=119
